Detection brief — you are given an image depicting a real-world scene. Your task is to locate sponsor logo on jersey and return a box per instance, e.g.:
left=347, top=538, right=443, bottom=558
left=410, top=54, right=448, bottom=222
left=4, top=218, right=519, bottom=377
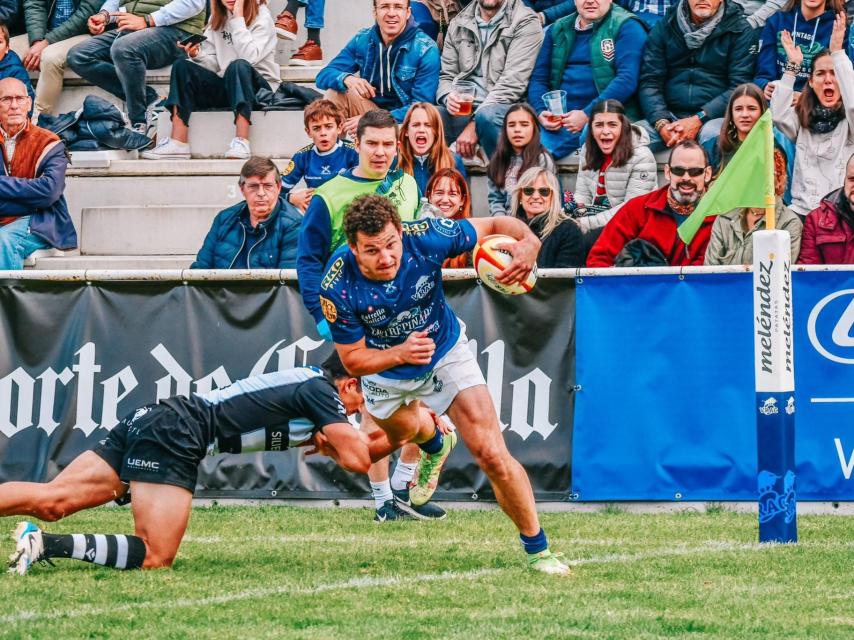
left=281, top=159, right=295, bottom=176
left=362, top=306, right=388, bottom=325
left=128, top=405, right=152, bottom=425
left=321, top=164, right=331, bottom=175
left=321, top=257, right=344, bottom=290
left=785, top=396, right=795, bottom=415
left=403, top=221, right=430, bottom=236
left=126, top=457, right=160, bottom=471
left=601, top=38, right=615, bottom=61
left=429, top=218, right=460, bottom=238
left=412, top=275, right=435, bottom=301
left=320, top=296, right=338, bottom=323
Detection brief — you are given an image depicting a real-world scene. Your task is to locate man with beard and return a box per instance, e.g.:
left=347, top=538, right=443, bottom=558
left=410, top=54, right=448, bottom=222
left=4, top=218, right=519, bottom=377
left=586, top=139, right=716, bottom=266
left=798, top=152, right=854, bottom=264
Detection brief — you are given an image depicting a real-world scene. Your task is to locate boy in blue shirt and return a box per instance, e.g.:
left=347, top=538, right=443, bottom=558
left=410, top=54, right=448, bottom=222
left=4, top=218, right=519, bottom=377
left=281, top=99, right=358, bottom=212
left=0, top=24, right=34, bottom=116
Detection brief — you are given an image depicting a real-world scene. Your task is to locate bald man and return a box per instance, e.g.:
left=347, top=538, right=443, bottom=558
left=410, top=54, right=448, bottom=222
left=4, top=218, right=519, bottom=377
left=0, top=77, right=76, bottom=269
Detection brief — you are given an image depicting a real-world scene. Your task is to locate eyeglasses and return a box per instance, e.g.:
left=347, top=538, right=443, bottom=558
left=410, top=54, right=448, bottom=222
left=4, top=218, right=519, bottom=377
left=0, top=95, right=29, bottom=107
left=669, top=166, right=705, bottom=177
left=521, top=187, right=552, bottom=197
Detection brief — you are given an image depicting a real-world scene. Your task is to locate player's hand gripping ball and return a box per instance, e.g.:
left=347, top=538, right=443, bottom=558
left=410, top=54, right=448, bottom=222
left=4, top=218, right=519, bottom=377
left=473, top=234, right=538, bottom=295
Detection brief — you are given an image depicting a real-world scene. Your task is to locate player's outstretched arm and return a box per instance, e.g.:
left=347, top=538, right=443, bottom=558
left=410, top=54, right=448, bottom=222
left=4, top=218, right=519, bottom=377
left=467, top=217, right=541, bottom=285
left=304, top=422, right=399, bottom=474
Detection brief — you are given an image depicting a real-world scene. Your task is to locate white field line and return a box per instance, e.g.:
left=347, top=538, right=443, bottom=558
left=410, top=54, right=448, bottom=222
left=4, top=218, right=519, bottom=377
left=1, top=540, right=810, bottom=626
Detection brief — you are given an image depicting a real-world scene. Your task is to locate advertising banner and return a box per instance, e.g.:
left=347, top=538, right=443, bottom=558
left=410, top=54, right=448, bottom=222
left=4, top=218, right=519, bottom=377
left=0, top=278, right=574, bottom=500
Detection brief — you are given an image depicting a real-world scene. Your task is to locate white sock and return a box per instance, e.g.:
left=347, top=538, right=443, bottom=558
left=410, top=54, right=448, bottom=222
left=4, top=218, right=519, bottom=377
left=390, top=461, right=417, bottom=491
left=171, top=138, right=189, bottom=148
left=370, top=480, right=392, bottom=509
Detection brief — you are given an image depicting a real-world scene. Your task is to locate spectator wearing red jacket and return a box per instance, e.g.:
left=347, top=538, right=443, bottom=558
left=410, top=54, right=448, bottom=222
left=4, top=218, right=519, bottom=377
left=587, top=139, right=715, bottom=266
left=798, top=152, right=854, bottom=264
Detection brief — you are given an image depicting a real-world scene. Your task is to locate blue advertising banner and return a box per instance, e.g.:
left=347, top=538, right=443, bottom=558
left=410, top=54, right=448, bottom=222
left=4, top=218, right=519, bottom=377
left=574, top=270, right=854, bottom=501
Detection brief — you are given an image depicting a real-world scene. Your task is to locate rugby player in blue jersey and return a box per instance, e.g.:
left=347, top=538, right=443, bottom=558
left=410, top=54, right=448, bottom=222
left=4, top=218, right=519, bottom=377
left=319, top=194, right=570, bottom=575
left=2, top=353, right=411, bottom=575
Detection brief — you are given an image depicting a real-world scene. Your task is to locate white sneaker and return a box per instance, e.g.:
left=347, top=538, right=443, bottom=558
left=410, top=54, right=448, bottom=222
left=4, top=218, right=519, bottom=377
left=8, top=521, right=44, bottom=576
left=141, top=137, right=191, bottom=160
left=225, top=137, right=251, bottom=159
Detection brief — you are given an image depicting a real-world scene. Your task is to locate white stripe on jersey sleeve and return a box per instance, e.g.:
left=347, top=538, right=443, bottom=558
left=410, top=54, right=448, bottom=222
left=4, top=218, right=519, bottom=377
left=196, top=368, right=322, bottom=406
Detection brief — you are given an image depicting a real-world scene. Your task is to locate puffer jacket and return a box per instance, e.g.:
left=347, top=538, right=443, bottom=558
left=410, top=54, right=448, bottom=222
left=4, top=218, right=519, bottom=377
left=438, top=0, right=544, bottom=109
left=639, top=0, right=757, bottom=123
left=316, top=23, right=440, bottom=123
left=191, top=196, right=301, bottom=269
left=704, top=199, right=802, bottom=265
left=23, top=0, right=102, bottom=44
left=798, top=188, right=854, bottom=265
left=574, top=124, right=658, bottom=232
left=771, top=50, right=854, bottom=217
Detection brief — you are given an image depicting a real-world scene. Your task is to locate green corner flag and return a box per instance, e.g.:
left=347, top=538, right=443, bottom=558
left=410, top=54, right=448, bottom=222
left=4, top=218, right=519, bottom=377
left=677, top=110, right=776, bottom=244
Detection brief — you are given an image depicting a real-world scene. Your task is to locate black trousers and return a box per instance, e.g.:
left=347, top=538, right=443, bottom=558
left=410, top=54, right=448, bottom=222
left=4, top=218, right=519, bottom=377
left=164, top=58, right=271, bottom=126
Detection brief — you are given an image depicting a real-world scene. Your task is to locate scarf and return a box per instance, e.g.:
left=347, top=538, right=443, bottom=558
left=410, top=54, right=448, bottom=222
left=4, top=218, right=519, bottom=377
left=676, top=0, right=725, bottom=50
left=667, top=190, right=696, bottom=218
left=809, top=104, right=844, bottom=134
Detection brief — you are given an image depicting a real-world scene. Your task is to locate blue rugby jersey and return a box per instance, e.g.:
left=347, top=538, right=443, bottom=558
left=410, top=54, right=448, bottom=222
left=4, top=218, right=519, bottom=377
left=318, top=218, right=477, bottom=380
left=280, top=141, right=359, bottom=194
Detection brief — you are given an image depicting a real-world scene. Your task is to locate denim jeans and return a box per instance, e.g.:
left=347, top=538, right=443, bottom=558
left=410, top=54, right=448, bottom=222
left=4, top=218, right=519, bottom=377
left=438, top=102, right=512, bottom=159
left=67, top=26, right=188, bottom=125
left=636, top=118, right=724, bottom=153
left=0, top=217, right=51, bottom=269
left=541, top=127, right=584, bottom=162
left=301, top=0, right=325, bottom=29
left=164, top=59, right=271, bottom=126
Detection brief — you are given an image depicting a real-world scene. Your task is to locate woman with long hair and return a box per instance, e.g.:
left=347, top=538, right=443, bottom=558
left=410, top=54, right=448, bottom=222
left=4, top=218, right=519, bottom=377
left=510, top=167, right=584, bottom=268
left=772, top=13, right=854, bottom=217
left=398, top=102, right=466, bottom=196
left=754, top=0, right=846, bottom=101
left=487, top=103, right=555, bottom=216
left=571, top=99, right=657, bottom=234
left=143, top=0, right=279, bottom=160
left=705, top=147, right=802, bottom=265
left=421, top=168, right=472, bottom=268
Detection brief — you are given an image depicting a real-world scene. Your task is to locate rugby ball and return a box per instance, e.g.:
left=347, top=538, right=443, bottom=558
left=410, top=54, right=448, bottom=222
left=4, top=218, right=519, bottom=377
left=473, top=234, right=537, bottom=295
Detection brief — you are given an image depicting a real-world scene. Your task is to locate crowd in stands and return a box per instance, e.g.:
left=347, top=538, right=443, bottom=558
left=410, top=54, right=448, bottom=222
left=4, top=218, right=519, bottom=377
left=3, top=0, right=854, bottom=270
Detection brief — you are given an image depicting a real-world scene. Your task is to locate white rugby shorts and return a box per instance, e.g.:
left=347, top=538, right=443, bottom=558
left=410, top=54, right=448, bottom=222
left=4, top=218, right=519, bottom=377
left=361, top=328, right=486, bottom=420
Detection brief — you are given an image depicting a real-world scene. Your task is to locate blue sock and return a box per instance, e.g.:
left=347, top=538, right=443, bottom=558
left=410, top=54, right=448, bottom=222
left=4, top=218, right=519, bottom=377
left=418, top=427, right=444, bottom=455
left=520, top=528, right=548, bottom=555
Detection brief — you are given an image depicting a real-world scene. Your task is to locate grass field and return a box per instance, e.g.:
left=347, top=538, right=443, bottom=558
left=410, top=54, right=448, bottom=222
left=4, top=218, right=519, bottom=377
left=1, top=506, right=852, bottom=639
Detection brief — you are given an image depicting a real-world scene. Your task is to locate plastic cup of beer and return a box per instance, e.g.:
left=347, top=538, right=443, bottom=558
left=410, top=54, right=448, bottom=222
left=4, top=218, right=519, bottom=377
left=542, top=90, right=567, bottom=119
left=452, top=81, right=476, bottom=116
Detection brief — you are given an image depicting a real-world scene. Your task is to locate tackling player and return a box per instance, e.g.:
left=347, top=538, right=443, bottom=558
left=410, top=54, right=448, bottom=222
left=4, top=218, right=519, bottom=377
left=3, top=353, right=407, bottom=575
left=319, top=194, right=570, bottom=575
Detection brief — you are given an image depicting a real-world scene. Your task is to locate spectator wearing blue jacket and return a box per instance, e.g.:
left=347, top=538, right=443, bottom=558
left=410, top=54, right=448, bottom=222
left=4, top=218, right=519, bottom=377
left=0, top=0, right=24, bottom=35
left=191, top=157, right=301, bottom=269
left=0, top=78, right=75, bottom=269
left=315, top=0, right=440, bottom=138
left=754, top=0, right=844, bottom=99
left=527, top=0, right=646, bottom=160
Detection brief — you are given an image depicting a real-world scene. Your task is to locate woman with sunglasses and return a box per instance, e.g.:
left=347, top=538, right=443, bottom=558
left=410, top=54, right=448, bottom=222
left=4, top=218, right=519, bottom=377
left=570, top=100, right=657, bottom=235
left=399, top=102, right=467, bottom=197
left=487, top=103, right=556, bottom=216
left=705, top=147, right=802, bottom=265
left=510, top=167, right=585, bottom=268
left=772, top=13, right=854, bottom=218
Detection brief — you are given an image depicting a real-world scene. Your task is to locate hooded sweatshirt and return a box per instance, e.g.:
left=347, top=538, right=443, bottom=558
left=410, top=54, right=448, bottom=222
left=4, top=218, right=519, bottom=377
left=368, top=22, right=419, bottom=112
left=754, top=7, right=841, bottom=92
